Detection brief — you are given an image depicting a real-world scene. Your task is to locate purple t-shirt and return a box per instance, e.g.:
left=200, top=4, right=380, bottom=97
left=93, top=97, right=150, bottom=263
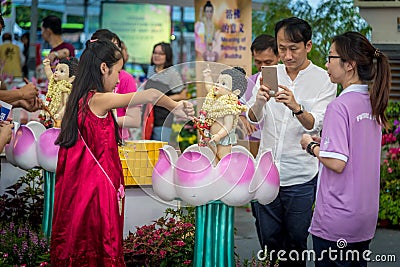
left=245, top=72, right=259, bottom=102
left=310, top=84, right=381, bottom=243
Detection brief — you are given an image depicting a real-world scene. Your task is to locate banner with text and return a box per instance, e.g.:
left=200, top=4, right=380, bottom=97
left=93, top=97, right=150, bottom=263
left=194, top=0, right=252, bottom=76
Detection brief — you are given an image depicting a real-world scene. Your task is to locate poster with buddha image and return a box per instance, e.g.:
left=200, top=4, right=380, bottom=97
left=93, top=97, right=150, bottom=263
left=194, top=0, right=252, bottom=75
left=194, top=0, right=252, bottom=99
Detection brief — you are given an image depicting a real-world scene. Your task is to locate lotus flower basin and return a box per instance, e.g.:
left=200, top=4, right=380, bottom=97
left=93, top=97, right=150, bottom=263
left=5, top=121, right=60, bottom=172
left=152, top=144, right=280, bottom=206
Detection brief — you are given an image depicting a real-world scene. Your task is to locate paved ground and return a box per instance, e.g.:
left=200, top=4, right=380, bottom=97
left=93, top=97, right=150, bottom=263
left=234, top=206, right=400, bottom=266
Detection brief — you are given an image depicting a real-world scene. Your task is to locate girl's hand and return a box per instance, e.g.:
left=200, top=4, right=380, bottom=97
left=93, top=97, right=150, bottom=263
left=312, top=135, right=321, bottom=143
left=173, top=100, right=195, bottom=119
left=300, top=134, right=313, bottom=150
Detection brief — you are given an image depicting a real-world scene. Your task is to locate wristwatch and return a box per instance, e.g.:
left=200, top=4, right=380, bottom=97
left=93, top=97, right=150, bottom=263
left=293, top=104, right=304, bottom=116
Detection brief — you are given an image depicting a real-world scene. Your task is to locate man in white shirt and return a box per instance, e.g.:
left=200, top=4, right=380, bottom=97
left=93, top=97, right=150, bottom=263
left=247, top=17, right=336, bottom=267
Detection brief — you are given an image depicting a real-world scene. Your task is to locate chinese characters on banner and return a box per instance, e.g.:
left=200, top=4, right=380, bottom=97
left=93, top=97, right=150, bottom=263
left=195, top=0, right=252, bottom=98
left=195, top=0, right=252, bottom=75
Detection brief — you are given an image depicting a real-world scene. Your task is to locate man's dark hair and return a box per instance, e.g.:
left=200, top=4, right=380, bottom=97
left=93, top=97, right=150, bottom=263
left=42, top=15, right=62, bottom=35
left=275, top=17, right=312, bottom=45
left=250, top=34, right=278, bottom=56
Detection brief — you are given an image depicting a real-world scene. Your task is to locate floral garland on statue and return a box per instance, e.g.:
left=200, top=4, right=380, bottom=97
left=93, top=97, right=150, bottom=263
left=200, top=89, right=247, bottom=129
left=39, top=77, right=72, bottom=127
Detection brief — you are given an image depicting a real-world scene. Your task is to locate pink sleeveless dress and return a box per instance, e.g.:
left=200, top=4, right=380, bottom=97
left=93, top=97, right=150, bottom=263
left=51, top=91, right=125, bottom=266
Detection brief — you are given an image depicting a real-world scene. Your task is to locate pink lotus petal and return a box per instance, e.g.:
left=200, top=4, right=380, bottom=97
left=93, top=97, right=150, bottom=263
left=218, top=152, right=255, bottom=206
left=13, top=126, right=39, bottom=170
left=37, top=128, right=60, bottom=172
left=152, top=147, right=177, bottom=201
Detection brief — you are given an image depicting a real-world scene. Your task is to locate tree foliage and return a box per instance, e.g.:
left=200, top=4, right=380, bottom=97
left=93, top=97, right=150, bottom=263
left=252, top=0, right=371, bottom=68
left=253, top=0, right=293, bottom=36
left=15, top=6, right=80, bottom=30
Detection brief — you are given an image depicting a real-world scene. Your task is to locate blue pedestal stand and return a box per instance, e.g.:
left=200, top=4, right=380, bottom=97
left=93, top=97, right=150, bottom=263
left=42, top=170, right=55, bottom=239
left=193, top=201, right=235, bottom=266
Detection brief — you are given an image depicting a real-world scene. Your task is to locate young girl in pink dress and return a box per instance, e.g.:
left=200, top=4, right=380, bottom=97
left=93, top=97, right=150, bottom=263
left=51, top=39, right=194, bottom=266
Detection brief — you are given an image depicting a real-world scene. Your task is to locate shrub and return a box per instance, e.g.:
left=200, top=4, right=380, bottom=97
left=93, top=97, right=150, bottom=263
left=379, top=101, right=400, bottom=227
left=0, top=222, right=50, bottom=267
left=123, top=207, right=195, bottom=267
left=0, top=169, right=44, bottom=230
left=0, top=170, right=49, bottom=266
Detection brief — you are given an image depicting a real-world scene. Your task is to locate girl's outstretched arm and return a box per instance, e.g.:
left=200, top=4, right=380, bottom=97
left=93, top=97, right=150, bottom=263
left=90, top=89, right=194, bottom=119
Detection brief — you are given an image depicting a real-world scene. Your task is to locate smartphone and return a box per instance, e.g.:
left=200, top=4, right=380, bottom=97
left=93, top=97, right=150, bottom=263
left=261, top=66, right=278, bottom=97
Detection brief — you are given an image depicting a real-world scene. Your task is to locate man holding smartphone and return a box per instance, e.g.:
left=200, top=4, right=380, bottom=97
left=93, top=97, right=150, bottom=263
left=239, top=34, right=279, bottom=158
left=247, top=17, right=336, bottom=267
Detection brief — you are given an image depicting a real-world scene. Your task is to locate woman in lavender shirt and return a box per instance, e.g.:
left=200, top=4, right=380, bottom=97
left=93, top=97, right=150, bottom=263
left=300, top=32, right=391, bottom=267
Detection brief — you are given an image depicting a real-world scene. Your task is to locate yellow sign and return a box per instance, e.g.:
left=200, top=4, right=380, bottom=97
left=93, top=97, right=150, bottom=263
left=195, top=0, right=252, bottom=75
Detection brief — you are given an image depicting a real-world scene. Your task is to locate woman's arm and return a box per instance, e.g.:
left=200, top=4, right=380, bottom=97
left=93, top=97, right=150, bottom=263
left=90, top=89, right=190, bottom=117
left=117, top=106, right=141, bottom=128
left=300, top=134, right=346, bottom=173
left=312, top=145, right=346, bottom=173
left=169, top=88, right=188, bottom=101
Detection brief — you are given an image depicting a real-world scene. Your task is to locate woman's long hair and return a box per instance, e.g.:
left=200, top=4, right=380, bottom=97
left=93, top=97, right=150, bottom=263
left=333, top=31, right=391, bottom=130
left=56, top=39, right=123, bottom=147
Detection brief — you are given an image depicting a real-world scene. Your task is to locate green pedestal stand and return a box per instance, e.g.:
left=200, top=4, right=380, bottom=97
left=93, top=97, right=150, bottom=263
left=193, top=201, right=235, bottom=267
left=42, top=170, right=55, bottom=239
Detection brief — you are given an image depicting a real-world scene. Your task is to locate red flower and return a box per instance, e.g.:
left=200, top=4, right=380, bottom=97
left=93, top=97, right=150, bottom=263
left=159, top=250, right=167, bottom=258
left=174, top=240, right=186, bottom=247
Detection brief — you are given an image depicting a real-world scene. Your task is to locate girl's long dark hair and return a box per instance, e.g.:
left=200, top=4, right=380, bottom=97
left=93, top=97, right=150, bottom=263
left=56, top=39, right=123, bottom=147
left=333, top=31, right=391, bottom=130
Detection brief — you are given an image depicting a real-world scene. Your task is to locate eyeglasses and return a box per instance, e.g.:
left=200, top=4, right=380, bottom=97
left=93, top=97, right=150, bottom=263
left=153, top=51, right=165, bottom=56
left=327, top=55, right=341, bottom=63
